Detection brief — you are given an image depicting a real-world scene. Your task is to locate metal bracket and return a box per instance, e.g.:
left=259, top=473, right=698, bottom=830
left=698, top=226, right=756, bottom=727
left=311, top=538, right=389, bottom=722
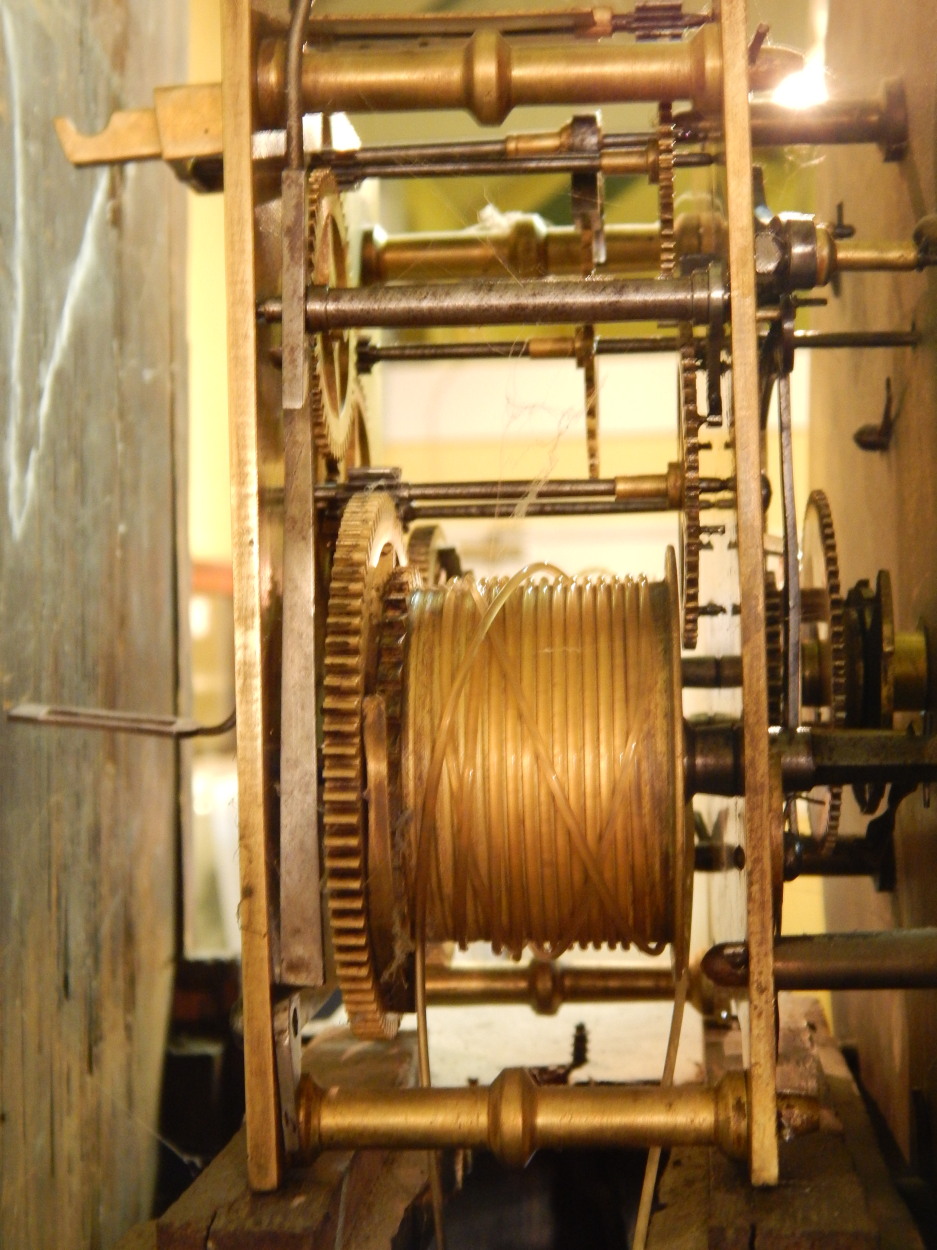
left=273, top=994, right=305, bottom=1157
left=55, top=84, right=223, bottom=191
left=7, top=703, right=235, bottom=740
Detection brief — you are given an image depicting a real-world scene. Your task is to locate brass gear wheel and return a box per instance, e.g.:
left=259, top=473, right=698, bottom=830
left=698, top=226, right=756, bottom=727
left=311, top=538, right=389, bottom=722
left=657, top=103, right=676, bottom=275
left=677, top=325, right=701, bottom=649
left=308, top=169, right=358, bottom=463
left=323, top=491, right=406, bottom=1038
left=800, top=489, right=847, bottom=848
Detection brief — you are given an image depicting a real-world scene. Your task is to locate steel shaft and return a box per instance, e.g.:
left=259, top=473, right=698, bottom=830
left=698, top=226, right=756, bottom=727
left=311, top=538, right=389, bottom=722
left=704, top=929, right=937, bottom=991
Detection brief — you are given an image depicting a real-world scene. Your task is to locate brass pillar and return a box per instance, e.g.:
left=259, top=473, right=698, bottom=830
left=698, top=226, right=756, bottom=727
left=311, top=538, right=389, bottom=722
left=256, top=25, right=729, bottom=126
left=297, top=1069, right=820, bottom=1167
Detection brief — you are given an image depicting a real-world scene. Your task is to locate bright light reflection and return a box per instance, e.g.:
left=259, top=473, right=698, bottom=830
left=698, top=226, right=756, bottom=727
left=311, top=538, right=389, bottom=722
left=189, top=594, right=212, bottom=641
left=772, top=58, right=829, bottom=110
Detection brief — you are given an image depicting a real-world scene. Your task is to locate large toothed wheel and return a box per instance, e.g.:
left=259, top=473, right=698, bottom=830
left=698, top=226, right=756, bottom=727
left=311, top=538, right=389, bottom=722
left=800, top=489, right=848, bottom=848
left=308, top=170, right=358, bottom=462
left=323, top=492, right=406, bottom=1038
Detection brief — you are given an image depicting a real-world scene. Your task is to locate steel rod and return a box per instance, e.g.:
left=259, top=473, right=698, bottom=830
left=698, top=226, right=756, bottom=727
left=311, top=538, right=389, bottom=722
left=687, top=724, right=937, bottom=797
left=404, top=478, right=617, bottom=501
left=290, top=275, right=724, bottom=331
left=748, top=90, right=906, bottom=156
left=835, top=242, right=920, bottom=272
left=677, top=80, right=908, bottom=161
left=792, top=838, right=884, bottom=879
left=315, top=93, right=907, bottom=186
left=311, top=472, right=732, bottom=517
left=425, top=961, right=675, bottom=1014
left=314, top=475, right=709, bottom=503
left=792, top=328, right=919, bottom=350
left=323, top=150, right=713, bottom=184
left=286, top=1, right=313, bottom=171
left=402, top=499, right=736, bottom=519
left=784, top=823, right=898, bottom=885
left=287, top=90, right=905, bottom=179
left=778, top=369, right=801, bottom=730
left=291, top=10, right=710, bottom=41
left=703, top=929, right=937, bottom=991
left=277, top=474, right=733, bottom=516
left=406, top=499, right=671, bottom=518
left=358, top=339, right=532, bottom=367
left=681, top=655, right=744, bottom=688
left=804, top=728, right=937, bottom=787
left=357, top=328, right=918, bottom=372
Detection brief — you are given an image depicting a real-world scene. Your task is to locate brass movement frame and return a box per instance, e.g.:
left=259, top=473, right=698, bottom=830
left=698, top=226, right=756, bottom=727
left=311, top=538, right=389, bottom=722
left=221, top=1, right=284, bottom=1191
left=220, top=0, right=785, bottom=1192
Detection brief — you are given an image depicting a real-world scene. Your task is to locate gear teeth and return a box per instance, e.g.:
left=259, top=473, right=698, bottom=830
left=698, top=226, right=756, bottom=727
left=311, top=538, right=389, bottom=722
left=657, top=103, right=676, bottom=276
left=764, top=573, right=784, bottom=727
left=662, top=111, right=697, bottom=650
left=323, top=492, right=406, bottom=1040
left=308, top=169, right=360, bottom=463
left=678, top=324, right=701, bottom=650
left=378, top=566, right=419, bottom=742
left=801, top=490, right=847, bottom=850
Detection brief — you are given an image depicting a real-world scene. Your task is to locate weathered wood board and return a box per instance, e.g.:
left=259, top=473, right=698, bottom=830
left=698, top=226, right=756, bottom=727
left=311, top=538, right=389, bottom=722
left=0, top=2, right=186, bottom=1246
left=146, top=1030, right=429, bottom=1250
left=647, top=997, right=925, bottom=1249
